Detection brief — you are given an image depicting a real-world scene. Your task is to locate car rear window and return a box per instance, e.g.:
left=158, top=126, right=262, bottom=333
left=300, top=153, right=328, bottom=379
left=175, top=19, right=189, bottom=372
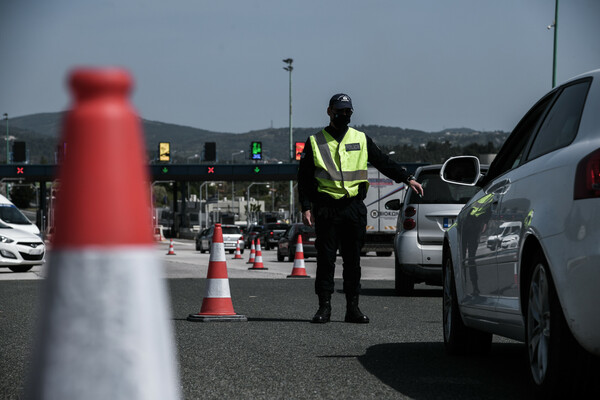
left=265, top=223, right=289, bottom=230
left=408, top=170, right=480, bottom=205
left=222, top=227, right=241, bottom=234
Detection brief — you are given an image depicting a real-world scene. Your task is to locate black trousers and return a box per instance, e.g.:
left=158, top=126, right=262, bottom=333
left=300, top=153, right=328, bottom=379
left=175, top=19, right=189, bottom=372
left=314, top=199, right=367, bottom=296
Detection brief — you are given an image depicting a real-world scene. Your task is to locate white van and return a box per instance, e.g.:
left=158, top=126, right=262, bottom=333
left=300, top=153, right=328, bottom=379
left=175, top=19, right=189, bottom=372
left=0, top=194, right=41, bottom=236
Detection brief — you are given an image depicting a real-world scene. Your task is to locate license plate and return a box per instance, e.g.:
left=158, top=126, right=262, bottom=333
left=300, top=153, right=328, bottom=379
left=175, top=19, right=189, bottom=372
left=443, top=218, right=454, bottom=229
left=308, top=237, right=316, bottom=242
left=27, top=248, right=43, bottom=255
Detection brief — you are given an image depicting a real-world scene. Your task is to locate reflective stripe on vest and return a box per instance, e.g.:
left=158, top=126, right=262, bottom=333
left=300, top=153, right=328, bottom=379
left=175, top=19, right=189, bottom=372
left=310, top=127, right=369, bottom=199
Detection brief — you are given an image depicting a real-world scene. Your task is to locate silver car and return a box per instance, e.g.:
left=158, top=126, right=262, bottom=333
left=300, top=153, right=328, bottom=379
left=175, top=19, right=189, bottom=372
left=441, top=69, right=600, bottom=398
left=195, top=224, right=243, bottom=254
left=388, top=164, right=483, bottom=296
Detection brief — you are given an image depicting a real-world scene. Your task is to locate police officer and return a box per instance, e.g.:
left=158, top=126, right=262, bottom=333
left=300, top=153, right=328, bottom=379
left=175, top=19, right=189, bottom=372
left=297, top=93, right=424, bottom=323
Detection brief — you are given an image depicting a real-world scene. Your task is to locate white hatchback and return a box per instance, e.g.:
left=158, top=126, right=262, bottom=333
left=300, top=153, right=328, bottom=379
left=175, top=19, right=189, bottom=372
left=389, top=164, right=482, bottom=295
left=0, top=220, right=46, bottom=272
left=441, top=69, right=600, bottom=398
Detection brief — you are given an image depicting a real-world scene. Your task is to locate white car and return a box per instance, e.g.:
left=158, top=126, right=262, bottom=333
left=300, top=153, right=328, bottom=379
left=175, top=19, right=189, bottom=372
left=441, top=69, right=600, bottom=398
left=0, top=194, right=41, bottom=236
left=388, top=164, right=483, bottom=295
left=0, top=220, right=46, bottom=272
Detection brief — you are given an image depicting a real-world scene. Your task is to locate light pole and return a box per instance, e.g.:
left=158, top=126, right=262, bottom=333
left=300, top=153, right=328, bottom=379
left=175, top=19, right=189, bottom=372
left=3, top=113, right=8, bottom=164
left=547, top=0, right=559, bottom=88
left=283, top=58, right=294, bottom=222
left=230, top=150, right=244, bottom=215
left=246, top=182, right=269, bottom=227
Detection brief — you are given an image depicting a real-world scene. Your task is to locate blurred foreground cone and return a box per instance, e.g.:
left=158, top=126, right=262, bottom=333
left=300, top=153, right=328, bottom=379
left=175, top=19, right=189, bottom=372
left=287, top=234, right=310, bottom=278
left=26, top=68, right=180, bottom=399
left=232, top=239, right=242, bottom=259
left=166, top=239, right=176, bottom=255
left=188, top=224, right=247, bottom=322
left=248, top=238, right=267, bottom=270
left=246, top=239, right=256, bottom=264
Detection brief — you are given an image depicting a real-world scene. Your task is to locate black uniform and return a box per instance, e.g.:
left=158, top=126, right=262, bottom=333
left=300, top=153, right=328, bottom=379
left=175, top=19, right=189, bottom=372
left=297, top=125, right=413, bottom=296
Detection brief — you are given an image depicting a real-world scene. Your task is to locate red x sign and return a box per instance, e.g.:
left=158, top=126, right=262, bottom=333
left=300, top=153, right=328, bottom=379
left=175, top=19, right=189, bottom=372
left=17, top=167, right=24, bottom=174
left=208, top=167, right=214, bottom=173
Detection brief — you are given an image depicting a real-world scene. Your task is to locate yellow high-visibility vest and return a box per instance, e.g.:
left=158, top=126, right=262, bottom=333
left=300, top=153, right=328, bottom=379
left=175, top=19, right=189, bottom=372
left=309, top=127, right=369, bottom=199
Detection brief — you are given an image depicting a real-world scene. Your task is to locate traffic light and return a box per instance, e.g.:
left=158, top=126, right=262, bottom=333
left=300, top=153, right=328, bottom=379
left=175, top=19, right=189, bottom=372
left=250, top=141, right=262, bottom=160
left=13, top=141, right=26, bottom=163
left=204, top=142, right=216, bottom=161
left=158, top=142, right=170, bottom=162
left=295, top=142, right=305, bottom=161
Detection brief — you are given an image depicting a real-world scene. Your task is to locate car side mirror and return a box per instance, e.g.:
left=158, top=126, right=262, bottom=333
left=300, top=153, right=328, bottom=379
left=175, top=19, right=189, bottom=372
left=440, top=155, right=482, bottom=186
left=385, top=199, right=403, bottom=210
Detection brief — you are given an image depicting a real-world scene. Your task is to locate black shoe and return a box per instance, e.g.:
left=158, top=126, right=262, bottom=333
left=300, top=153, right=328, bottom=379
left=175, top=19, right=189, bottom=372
left=345, top=295, right=369, bottom=324
left=311, top=294, right=331, bottom=323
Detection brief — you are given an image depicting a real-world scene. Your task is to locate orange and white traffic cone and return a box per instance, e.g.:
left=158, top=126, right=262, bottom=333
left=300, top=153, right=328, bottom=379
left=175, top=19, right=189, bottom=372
left=246, top=239, right=256, bottom=264
left=166, top=239, right=176, bottom=255
left=188, top=223, right=247, bottom=322
left=248, top=238, right=268, bottom=270
left=232, top=239, right=243, bottom=259
left=288, top=234, right=310, bottom=278
left=26, top=68, right=180, bottom=399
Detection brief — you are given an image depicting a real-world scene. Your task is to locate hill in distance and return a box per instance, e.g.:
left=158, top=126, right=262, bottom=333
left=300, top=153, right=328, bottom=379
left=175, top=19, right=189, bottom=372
left=6, top=112, right=508, bottom=164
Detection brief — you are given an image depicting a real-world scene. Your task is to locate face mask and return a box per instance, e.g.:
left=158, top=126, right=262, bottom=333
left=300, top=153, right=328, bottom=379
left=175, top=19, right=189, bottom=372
left=332, top=113, right=351, bottom=128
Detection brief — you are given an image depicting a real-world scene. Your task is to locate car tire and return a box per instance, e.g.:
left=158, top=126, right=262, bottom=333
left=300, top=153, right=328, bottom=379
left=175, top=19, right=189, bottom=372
left=288, top=248, right=295, bottom=262
left=442, top=255, right=492, bottom=356
left=277, top=251, right=284, bottom=262
left=8, top=265, right=33, bottom=273
left=394, top=257, right=414, bottom=296
left=525, top=252, right=597, bottom=398
left=195, top=242, right=201, bottom=251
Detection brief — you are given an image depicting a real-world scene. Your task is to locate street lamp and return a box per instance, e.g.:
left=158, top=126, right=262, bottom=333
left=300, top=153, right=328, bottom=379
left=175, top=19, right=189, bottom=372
left=3, top=113, right=8, bottom=164
left=547, top=0, right=559, bottom=88
left=230, top=150, right=245, bottom=213
left=246, top=182, right=269, bottom=227
left=283, top=58, right=294, bottom=222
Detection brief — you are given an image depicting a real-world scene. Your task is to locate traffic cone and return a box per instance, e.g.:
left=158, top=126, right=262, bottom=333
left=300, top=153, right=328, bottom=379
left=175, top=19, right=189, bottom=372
left=25, top=68, right=180, bottom=399
left=246, top=239, right=256, bottom=264
left=287, top=234, right=310, bottom=278
left=248, top=238, right=268, bottom=270
left=232, top=239, right=242, bottom=259
left=166, top=239, right=176, bottom=255
left=188, top=223, right=247, bottom=322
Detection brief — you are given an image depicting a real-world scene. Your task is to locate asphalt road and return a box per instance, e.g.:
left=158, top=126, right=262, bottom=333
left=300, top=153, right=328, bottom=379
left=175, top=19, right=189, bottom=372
left=0, top=240, right=530, bottom=399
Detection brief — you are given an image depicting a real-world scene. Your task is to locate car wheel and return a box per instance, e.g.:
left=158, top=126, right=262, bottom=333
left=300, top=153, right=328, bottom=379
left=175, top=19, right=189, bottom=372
left=525, top=253, right=596, bottom=398
left=288, top=248, right=296, bottom=262
left=8, top=265, right=33, bottom=273
left=395, top=257, right=415, bottom=296
left=195, top=241, right=201, bottom=251
left=442, top=255, right=492, bottom=355
left=277, top=250, right=284, bottom=262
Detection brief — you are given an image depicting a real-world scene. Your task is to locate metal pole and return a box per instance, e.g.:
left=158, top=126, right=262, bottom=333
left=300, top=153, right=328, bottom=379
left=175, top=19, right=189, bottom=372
left=283, top=58, right=294, bottom=223
left=552, top=0, right=559, bottom=88
left=3, top=113, right=8, bottom=164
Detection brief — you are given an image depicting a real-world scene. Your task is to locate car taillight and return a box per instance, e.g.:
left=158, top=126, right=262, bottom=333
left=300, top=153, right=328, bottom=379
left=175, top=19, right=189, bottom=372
left=574, top=148, right=600, bottom=199
left=269, top=231, right=274, bottom=237
left=403, top=218, right=416, bottom=230
left=240, top=235, right=244, bottom=241
left=405, top=206, right=416, bottom=217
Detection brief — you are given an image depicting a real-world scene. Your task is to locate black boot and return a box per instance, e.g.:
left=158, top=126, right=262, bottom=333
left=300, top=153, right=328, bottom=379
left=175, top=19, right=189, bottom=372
left=345, top=294, right=369, bottom=323
left=311, top=293, right=331, bottom=323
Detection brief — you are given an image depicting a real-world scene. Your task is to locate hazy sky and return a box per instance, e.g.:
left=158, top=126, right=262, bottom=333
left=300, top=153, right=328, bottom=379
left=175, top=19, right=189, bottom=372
left=1, top=0, right=599, bottom=134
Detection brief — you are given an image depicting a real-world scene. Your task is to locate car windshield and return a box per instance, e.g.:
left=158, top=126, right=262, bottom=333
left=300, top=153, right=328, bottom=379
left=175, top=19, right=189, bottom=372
left=0, top=205, right=31, bottom=224
left=408, top=170, right=480, bottom=205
